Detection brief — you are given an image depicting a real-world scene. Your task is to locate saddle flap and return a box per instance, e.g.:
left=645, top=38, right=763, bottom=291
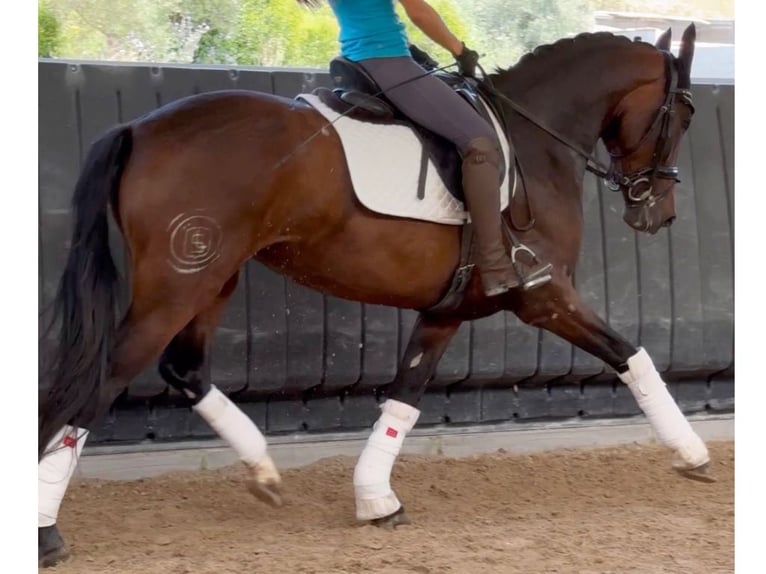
left=339, top=91, right=395, bottom=119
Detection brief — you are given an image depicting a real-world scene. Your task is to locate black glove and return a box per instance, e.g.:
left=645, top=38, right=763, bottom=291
left=409, top=43, right=439, bottom=71
left=455, top=42, right=480, bottom=78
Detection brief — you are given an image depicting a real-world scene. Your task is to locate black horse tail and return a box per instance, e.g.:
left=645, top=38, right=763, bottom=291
left=39, top=125, right=133, bottom=459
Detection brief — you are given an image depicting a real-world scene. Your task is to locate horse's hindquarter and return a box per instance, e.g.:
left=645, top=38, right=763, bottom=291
left=118, top=91, right=305, bottom=255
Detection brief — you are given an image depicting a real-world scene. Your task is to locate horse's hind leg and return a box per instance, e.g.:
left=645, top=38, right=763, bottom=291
left=157, top=271, right=240, bottom=400
left=38, top=288, right=203, bottom=567
left=511, top=277, right=713, bottom=482
left=157, top=271, right=282, bottom=506
left=38, top=259, right=246, bottom=567
left=353, top=313, right=461, bottom=528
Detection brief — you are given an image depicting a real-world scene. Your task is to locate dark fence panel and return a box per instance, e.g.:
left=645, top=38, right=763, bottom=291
left=38, top=60, right=734, bottom=444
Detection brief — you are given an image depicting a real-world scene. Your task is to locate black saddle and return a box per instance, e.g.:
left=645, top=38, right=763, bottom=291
left=311, top=55, right=507, bottom=203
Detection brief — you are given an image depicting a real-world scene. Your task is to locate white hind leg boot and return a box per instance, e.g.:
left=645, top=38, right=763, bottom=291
left=39, top=426, right=89, bottom=527
left=192, top=385, right=281, bottom=495
left=354, top=398, right=420, bottom=520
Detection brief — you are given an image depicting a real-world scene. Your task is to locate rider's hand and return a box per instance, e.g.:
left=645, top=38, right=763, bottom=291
left=455, top=43, right=480, bottom=77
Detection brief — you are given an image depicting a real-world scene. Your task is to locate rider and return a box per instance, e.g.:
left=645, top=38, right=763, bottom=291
left=298, top=0, right=550, bottom=296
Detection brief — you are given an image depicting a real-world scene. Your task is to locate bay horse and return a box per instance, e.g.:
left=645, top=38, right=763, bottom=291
left=39, top=25, right=710, bottom=567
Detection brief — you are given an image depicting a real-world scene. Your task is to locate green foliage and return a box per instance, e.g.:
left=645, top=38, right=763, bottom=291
left=51, top=0, right=172, bottom=61
left=456, top=0, right=594, bottom=70
left=172, top=0, right=241, bottom=62
left=196, top=0, right=340, bottom=67
left=47, top=0, right=232, bottom=62
left=196, top=0, right=471, bottom=68
left=38, top=0, right=733, bottom=68
left=39, top=3, right=61, bottom=57
left=192, top=0, right=468, bottom=68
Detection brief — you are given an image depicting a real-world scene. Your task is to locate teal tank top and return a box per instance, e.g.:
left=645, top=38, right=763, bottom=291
left=327, top=0, right=410, bottom=61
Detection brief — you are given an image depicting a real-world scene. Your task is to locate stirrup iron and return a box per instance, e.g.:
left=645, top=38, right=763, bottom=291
left=510, top=244, right=553, bottom=290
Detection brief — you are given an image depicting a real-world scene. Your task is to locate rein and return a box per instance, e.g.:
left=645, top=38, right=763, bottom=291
left=475, top=51, right=694, bottom=204
left=476, top=61, right=614, bottom=182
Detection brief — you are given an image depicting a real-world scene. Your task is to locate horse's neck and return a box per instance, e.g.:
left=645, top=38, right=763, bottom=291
left=498, top=47, right=662, bottom=155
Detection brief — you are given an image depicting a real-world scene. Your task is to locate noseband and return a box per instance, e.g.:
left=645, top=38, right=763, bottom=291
left=603, top=51, right=695, bottom=206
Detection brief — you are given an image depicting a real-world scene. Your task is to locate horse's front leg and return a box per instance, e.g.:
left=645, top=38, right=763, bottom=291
left=511, top=278, right=713, bottom=482
left=353, top=313, right=461, bottom=528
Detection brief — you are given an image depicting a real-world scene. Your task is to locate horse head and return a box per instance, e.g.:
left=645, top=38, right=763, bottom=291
left=602, top=24, right=697, bottom=234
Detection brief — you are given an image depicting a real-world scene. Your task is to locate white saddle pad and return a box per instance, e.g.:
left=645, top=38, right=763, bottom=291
left=297, top=92, right=515, bottom=225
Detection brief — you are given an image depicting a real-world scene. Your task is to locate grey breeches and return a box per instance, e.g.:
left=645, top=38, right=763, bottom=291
left=357, top=56, right=497, bottom=154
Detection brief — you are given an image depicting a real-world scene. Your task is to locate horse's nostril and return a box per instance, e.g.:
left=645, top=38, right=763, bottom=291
left=663, top=216, right=676, bottom=227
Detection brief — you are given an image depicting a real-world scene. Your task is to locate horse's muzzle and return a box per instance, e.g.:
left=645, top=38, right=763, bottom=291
left=623, top=204, right=676, bottom=235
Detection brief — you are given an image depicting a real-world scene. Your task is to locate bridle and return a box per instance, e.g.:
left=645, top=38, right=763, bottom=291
left=476, top=50, right=695, bottom=210
left=602, top=50, right=695, bottom=206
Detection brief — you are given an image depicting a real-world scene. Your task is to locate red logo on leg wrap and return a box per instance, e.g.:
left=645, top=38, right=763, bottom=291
left=63, top=435, right=77, bottom=448
left=385, top=427, right=398, bottom=438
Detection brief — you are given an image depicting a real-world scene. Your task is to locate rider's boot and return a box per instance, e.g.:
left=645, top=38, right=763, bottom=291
left=461, top=136, right=551, bottom=297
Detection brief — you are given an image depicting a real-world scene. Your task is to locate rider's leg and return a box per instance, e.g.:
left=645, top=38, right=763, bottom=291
left=358, top=56, right=549, bottom=295
left=461, top=136, right=527, bottom=295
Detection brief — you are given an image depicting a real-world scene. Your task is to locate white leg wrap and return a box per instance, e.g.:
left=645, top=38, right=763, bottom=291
left=619, top=347, right=709, bottom=467
left=38, top=425, right=89, bottom=527
left=193, top=385, right=267, bottom=468
left=353, top=399, right=420, bottom=520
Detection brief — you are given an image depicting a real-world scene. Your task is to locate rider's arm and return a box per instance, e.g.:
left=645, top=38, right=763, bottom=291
left=398, top=0, right=465, bottom=56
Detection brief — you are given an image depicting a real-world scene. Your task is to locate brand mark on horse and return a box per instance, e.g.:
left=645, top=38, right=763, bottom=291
left=167, top=213, right=223, bottom=274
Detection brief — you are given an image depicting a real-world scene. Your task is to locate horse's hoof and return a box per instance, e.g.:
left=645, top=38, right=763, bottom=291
left=673, top=460, right=717, bottom=483
left=39, top=545, right=70, bottom=569
left=369, top=506, right=411, bottom=530
left=246, top=478, right=283, bottom=507
left=39, top=525, right=71, bottom=568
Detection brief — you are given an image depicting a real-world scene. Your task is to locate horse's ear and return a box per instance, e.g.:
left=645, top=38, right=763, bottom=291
left=679, top=23, right=696, bottom=70
left=655, top=28, right=672, bottom=52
